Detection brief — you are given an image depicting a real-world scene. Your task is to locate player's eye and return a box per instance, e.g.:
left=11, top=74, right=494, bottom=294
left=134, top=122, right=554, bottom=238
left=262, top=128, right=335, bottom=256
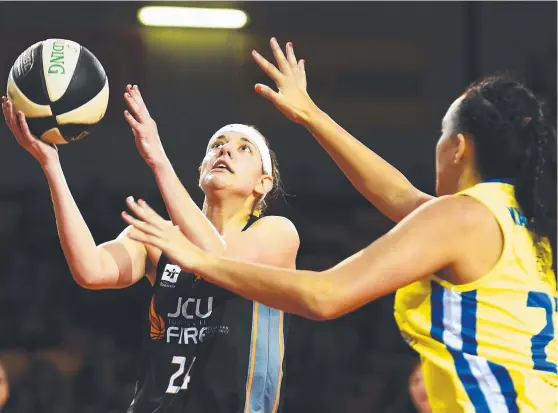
left=240, top=144, right=252, bottom=153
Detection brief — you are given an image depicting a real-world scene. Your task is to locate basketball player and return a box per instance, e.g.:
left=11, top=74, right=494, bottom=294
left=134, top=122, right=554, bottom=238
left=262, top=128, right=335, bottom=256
left=1, top=88, right=299, bottom=412
left=121, top=39, right=557, bottom=412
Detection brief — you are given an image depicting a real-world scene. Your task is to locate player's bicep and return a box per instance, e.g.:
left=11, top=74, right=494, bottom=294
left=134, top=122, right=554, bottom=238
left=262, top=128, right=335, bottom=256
left=223, top=217, right=300, bottom=268
left=97, top=226, right=149, bottom=289
left=325, top=197, right=467, bottom=317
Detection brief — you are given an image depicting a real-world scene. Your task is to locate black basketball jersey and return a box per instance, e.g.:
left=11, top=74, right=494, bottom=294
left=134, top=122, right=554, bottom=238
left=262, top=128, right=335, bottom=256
left=128, top=216, right=288, bottom=413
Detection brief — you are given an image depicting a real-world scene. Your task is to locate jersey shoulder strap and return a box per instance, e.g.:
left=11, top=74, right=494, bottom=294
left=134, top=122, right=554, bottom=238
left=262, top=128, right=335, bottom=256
left=242, top=214, right=260, bottom=232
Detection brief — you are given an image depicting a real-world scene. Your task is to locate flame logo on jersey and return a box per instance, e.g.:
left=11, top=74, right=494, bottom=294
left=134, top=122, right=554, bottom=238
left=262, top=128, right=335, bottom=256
left=149, top=296, right=165, bottom=340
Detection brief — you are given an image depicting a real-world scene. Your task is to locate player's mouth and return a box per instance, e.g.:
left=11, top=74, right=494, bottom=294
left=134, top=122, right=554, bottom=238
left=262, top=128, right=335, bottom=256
left=211, top=158, right=234, bottom=173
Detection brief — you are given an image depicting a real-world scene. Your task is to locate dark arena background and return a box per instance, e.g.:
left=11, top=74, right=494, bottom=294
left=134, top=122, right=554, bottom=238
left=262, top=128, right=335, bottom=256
left=0, top=2, right=555, bottom=412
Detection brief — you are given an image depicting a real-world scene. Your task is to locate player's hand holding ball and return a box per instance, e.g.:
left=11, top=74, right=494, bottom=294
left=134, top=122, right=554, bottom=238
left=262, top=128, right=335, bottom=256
left=2, top=96, right=59, bottom=167
left=252, top=37, right=318, bottom=125
left=123, top=85, right=168, bottom=170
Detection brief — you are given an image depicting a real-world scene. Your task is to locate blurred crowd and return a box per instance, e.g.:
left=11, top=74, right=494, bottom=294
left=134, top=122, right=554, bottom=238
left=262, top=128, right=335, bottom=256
left=0, top=183, right=425, bottom=413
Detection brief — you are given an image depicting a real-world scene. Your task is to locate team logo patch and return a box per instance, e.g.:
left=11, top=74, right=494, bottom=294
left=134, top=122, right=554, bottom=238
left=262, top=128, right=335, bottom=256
left=161, top=264, right=181, bottom=285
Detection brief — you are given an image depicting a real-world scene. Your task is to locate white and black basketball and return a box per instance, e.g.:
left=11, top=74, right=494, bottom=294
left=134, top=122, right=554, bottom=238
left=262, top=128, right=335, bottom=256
left=6, top=39, right=109, bottom=144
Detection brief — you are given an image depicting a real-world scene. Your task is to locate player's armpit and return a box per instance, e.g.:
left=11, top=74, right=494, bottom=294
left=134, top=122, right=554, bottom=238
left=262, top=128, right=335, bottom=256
left=223, top=216, right=299, bottom=268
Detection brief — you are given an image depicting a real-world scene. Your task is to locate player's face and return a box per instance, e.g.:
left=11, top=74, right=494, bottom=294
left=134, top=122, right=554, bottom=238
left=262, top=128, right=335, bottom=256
left=199, top=132, right=271, bottom=200
left=435, top=96, right=464, bottom=196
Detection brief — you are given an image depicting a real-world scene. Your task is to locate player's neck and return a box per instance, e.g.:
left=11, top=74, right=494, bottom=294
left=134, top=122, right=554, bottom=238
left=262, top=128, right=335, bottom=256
left=456, top=165, right=482, bottom=192
left=203, top=196, right=252, bottom=235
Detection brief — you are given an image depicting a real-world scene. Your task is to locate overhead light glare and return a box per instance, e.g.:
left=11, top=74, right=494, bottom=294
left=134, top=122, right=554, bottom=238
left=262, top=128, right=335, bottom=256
left=138, top=6, right=248, bottom=29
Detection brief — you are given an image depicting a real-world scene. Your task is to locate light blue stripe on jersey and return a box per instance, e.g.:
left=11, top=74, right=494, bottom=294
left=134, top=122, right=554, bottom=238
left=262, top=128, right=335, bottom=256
left=430, top=282, right=518, bottom=412
left=245, top=303, right=284, bottom=413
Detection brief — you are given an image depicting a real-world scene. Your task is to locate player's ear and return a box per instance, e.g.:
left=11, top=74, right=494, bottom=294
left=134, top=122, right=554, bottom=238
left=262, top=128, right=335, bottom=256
left=255, top=175, right=273, bottom=197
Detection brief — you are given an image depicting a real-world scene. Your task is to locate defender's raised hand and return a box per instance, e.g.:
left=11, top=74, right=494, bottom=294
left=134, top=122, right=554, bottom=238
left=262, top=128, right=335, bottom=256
left=123, top=85, right=168, bottom=169
left=252, top=38, right=317, bottom=124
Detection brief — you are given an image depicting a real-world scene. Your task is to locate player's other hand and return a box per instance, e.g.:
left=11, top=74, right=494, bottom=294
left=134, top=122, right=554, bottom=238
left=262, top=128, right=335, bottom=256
left=121, top=197, right=205, bottom=274
left=123, top=85, right=168, bottom=169
left=1, top=96, right=59, bottom=166
left=252, top=38, right=318, bottom=125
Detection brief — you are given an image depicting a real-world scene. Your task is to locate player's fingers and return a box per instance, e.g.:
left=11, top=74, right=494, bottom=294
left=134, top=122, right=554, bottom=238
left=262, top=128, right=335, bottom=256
left=127, top=84, right=146, bottom=107
left=7, top=103, right=21, bottom=134
left=3, top=108, right=26, bottom=147
left=124, top=110, right=142, bottom=131
left=286, top=42, right=298, bottom=69
left=125, top=197, right=168, bottom=229
left=298, top=59, right=307, bottom=88
left=2, top=99, right=19, bottom=135
left=136, top=198, right=170, bottom=229
left=254, top=84, right=283, bottom=105
left=121, top=210, right=163, bottom=238
left=128, top=84, right=151, bottom=118
left=125, top=196, right=150, bottom=223
left=125, top=226, right=148, bottom=243
left=270, top=37, right=291, bottom=74
left=124, top=92, right=148, bottom=123
left=126, top=225, right=167, bottom=250
left=252, top=50, right=283, bottom=85
left=16, top=111, right=32, bottom=137
left=7, top=106, right=27, bottom=145
left=16, top=111, right=38, bottom=146
left=1, top=97, right=13, bottom=129
left=2, top=102, right=23, bottom=146
left=298, top=59, right=305, bottom=75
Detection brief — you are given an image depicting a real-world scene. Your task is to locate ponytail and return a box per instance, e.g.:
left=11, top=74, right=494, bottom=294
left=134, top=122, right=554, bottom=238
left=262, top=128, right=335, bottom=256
left=515, top=118, right=557, bottom=272
left=457, top=75, right=557, bottom=274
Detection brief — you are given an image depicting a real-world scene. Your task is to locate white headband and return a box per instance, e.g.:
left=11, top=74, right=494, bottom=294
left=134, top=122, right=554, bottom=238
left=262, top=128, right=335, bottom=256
left=207, top=124, right=272, bottom=175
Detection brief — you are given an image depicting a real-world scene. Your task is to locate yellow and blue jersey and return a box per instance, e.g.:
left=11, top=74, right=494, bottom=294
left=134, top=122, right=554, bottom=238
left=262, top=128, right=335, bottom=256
left=395, top=181, right=558, bottom=412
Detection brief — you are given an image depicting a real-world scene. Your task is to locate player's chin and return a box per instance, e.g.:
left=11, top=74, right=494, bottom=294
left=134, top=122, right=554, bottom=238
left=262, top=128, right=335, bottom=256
left=200, top=172, right=234, bottom=191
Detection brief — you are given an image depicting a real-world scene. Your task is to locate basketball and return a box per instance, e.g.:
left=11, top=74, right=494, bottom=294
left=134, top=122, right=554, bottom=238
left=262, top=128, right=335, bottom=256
left=6, top=39, right=109, bottom=144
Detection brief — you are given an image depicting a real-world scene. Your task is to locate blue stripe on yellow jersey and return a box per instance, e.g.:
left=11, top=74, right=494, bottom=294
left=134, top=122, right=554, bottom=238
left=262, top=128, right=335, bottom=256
left=394, top=182, right=558, bottom=412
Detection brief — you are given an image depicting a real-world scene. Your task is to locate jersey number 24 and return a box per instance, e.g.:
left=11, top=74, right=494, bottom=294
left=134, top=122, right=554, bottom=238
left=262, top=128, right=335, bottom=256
left=166, top=356, right=196, bottom=394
